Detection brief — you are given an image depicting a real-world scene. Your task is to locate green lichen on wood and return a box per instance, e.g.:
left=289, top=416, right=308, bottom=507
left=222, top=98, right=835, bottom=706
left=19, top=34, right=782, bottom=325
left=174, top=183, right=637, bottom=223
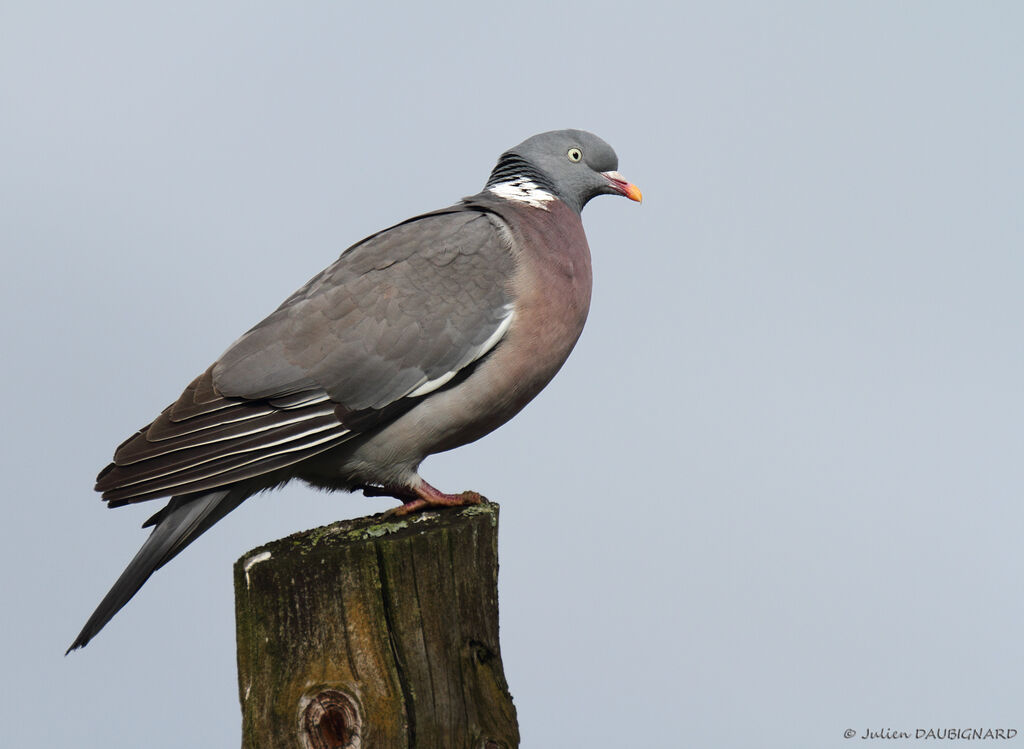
left=241, top=504, right=496, bottom=562
left=234, top=500, right=518, bottom=749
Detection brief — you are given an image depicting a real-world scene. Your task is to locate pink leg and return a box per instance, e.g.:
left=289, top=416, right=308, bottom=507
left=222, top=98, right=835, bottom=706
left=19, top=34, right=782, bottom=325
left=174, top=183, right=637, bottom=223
left=361, top=481, right=484, bottom=516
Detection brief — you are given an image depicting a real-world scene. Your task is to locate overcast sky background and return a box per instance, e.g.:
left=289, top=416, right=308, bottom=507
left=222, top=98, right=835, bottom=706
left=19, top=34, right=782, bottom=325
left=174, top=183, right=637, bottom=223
left=2, top=2, right=1022, bottom=747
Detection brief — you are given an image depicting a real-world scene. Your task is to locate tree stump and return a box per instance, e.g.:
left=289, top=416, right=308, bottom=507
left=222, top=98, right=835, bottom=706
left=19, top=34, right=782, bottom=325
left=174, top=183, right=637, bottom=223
left=234, top=501, right=519, bottom=749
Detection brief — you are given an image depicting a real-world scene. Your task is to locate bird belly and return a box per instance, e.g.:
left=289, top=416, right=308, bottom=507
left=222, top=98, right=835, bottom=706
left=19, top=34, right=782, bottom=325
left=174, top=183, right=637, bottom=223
left=300, top=200, right=594, bottom=492
left=301, top=244, right=592, bottom=489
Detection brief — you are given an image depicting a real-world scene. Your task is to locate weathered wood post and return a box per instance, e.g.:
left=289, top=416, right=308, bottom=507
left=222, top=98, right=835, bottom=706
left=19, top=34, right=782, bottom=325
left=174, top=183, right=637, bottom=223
left=234, top=501, right=519, bottom=748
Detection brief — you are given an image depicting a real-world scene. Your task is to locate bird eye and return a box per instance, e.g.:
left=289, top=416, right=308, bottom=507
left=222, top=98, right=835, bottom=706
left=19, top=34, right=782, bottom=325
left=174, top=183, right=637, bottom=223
left=567, top=147, right=583, bottom=162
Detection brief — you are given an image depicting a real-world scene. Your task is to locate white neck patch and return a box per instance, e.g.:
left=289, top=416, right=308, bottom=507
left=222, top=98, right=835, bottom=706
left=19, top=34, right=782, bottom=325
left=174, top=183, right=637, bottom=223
left=488, top=177, right=555, bottom=210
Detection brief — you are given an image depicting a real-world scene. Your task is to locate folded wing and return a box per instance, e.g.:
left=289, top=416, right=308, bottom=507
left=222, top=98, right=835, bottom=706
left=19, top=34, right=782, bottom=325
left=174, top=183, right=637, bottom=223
left=96, top=207, right=517, bottom=506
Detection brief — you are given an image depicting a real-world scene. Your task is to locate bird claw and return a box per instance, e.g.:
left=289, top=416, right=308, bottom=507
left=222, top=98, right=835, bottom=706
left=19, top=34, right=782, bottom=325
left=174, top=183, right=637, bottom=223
left=386, top=490, right=484, bottom=518
left=366, top=481, right=485, bottom=519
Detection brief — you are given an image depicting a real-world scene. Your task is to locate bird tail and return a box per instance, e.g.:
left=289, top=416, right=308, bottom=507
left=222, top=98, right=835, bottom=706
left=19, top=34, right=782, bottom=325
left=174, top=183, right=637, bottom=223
left=66, top=487, right=248, bottom=653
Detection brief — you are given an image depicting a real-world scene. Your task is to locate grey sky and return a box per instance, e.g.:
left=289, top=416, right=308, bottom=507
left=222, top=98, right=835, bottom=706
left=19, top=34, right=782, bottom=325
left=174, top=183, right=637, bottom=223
left=2, top=2, right=1022, bottom=746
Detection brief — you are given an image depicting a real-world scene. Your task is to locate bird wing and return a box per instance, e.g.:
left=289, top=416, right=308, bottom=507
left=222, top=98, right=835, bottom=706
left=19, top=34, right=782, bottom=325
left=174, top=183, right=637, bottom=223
left=96, top=206, right=517, bottom=506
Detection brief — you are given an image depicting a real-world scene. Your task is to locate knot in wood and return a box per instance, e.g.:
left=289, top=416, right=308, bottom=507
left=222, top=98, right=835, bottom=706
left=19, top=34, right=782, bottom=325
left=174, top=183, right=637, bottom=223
left=470, top=639, right=496, bottom=665
left=301, top=690, right=361, bottom=749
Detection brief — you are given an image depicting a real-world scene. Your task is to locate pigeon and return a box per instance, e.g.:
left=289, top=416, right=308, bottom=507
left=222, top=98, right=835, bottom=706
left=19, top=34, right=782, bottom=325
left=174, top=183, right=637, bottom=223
left=69, top=129, right=641, bottom=652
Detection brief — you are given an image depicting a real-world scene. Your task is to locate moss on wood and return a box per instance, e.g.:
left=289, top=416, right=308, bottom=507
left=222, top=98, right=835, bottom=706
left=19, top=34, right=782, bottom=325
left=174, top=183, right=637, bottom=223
left=235, top=501, right=518, bottom=749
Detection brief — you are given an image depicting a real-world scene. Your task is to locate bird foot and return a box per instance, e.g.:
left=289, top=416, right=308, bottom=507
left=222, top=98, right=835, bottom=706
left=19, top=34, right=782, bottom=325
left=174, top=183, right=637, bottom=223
left=388, top=490, right=484, bottom=517
left=364, top=481, right=484, bottom=518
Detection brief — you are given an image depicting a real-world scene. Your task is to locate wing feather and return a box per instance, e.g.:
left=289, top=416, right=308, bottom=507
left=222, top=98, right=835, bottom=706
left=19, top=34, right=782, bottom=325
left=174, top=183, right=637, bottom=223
left=213, top=207, right=517, bottom=410
left=96, top=205, right=516, bottom=506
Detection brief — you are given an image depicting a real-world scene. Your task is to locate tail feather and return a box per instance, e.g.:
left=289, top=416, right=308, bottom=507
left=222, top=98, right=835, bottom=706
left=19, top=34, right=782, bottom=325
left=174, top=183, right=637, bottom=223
left=67, top=488, right=247, bottom=653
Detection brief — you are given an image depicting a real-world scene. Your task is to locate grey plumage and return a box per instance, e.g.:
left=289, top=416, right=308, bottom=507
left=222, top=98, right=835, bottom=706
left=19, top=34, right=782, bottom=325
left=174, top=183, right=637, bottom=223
left=69, top=129, right=641, bottom=652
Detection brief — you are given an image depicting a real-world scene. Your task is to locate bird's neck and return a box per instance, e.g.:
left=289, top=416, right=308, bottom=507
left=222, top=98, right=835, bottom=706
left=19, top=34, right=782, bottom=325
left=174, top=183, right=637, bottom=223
left=484, top=153, right=558, bottom=210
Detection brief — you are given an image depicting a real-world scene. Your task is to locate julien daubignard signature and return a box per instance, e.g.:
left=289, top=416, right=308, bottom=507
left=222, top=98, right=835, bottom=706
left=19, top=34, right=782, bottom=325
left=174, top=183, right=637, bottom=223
left=850, top=728, right=1018, bottom=740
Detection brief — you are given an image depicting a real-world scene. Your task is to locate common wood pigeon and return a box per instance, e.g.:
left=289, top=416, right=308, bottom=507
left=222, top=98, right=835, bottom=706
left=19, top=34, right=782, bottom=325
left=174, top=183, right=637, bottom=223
left=69, top=129, right=641, bottom=651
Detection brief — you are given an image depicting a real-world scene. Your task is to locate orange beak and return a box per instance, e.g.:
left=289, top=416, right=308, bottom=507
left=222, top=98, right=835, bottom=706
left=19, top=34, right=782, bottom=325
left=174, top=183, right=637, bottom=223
left=602, top=171, right=643, bottom=202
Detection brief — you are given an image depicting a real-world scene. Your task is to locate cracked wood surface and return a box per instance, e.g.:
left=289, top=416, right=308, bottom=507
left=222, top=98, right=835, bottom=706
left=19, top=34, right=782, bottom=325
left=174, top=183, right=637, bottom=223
left=234, top=501, right=518, bottom=749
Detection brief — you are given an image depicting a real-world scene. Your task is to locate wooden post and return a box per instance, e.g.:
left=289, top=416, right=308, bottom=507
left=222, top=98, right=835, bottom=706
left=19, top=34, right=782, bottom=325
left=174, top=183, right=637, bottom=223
left=234, top=501, right=519, bottom=749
